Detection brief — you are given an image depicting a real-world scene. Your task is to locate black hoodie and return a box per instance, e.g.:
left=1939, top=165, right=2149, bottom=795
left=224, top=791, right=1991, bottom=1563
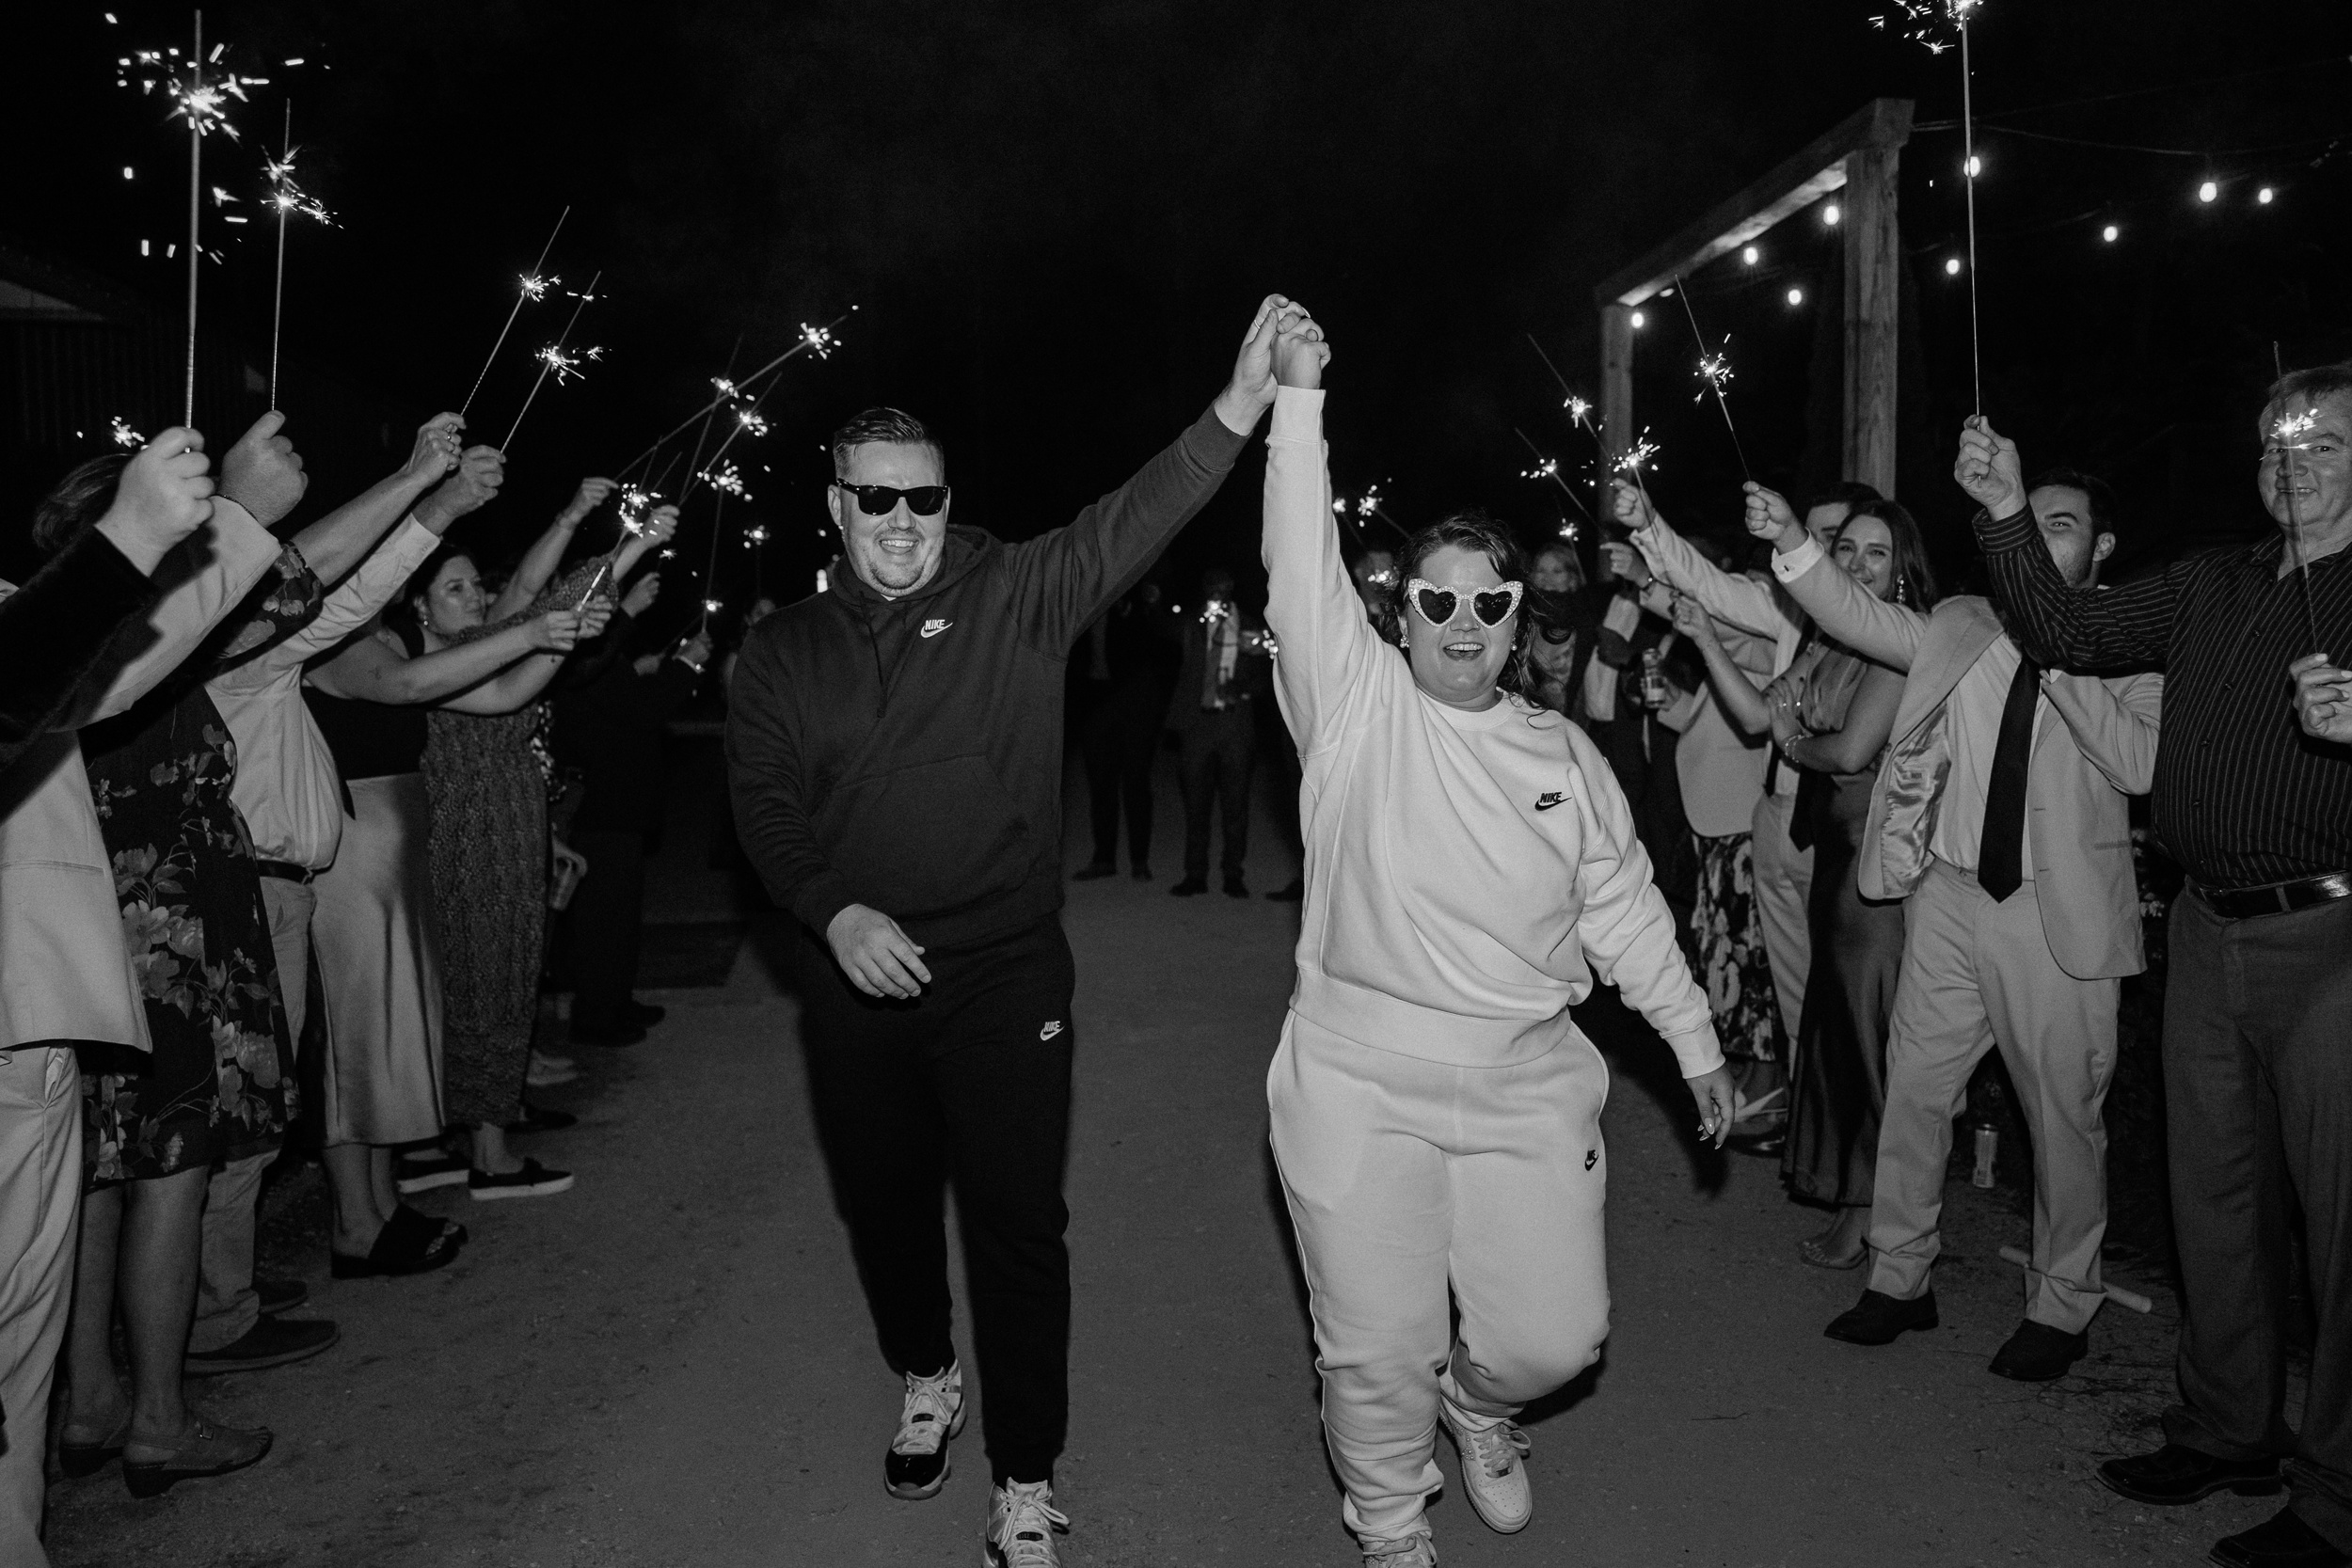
left=726, top=404, right=1248, bottom=949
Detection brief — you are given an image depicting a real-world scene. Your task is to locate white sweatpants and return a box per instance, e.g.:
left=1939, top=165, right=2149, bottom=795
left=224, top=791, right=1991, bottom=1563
left=1268, top=1012, right=1612, bottom=1540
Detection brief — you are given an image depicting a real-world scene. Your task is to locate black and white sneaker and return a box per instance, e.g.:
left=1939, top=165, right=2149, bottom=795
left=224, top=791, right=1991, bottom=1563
left=395, top=1151, right=469, bottom=1194
left=468, top=1158, right=574, bottom=1200
left=885, top=1360, right=965, bottom=1499
left=984, top=1478, right=1068, bottom=1567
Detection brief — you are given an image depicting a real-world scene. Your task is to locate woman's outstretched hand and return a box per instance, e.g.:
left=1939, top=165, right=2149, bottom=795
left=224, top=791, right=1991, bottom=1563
left=1686, top=1063, right=1736, bottom=1148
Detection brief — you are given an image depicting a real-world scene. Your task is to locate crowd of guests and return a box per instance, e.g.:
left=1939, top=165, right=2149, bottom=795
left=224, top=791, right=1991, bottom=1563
left=0, top=411, right=707, bottom=1559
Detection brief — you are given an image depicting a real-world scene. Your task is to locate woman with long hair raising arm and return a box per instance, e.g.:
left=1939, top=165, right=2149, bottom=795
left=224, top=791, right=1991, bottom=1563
left=1258, top=320, right=1734, bottom=1568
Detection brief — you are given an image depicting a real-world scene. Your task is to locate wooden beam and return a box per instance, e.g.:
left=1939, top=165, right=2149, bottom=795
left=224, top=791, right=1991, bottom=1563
left=1841, top=145, right=1902, bottom=493
left=1593, top=98, right=1914, bottom=309
left=1596, top=303, right=1635, bottom=577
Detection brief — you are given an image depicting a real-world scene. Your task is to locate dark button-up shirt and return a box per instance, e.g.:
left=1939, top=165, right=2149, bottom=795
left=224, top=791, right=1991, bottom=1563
left=1973, top=504, right=2352, bottom=888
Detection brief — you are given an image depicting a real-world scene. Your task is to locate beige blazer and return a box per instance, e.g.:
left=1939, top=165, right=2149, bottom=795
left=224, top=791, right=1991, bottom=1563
left=1776, top=542, right=2162, bottom=981
left=0, top=502, right=283, bottom=1050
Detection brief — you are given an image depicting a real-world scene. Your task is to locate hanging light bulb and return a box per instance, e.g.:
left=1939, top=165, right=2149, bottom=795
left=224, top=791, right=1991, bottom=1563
left=1786, top=287, right=1805, bottom=307
left=2258, top=186, right=2276, bottom=205
left=1629, top=309, right=1646, bottom=328
left=1945, top=256, right=1963, bottom=276
left=2198, top=180, right=2219, bottom=203
left=1740, top=245, right=1760, bottom=265
left=1822, top=202, right=1842, bottom=227
left=2101, top=224, right=2120, bottom=243
left=1965, top=154, right=1982, bottom=177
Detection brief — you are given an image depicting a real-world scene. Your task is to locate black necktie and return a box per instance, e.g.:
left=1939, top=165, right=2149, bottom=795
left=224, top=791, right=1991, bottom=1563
left=1978, top=656, right=2042, bottom=901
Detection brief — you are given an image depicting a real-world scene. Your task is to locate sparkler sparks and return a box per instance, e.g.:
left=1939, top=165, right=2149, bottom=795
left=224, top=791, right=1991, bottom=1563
left=535, top=343, right=595, bottom=384
left=1694, top=353, right=1733, bottom=402
left=1869, top=0, right=1980, bottom=51
left=460, top=207, right=571, bottom=416
left=736, top=408, right=770, bottom=437
left=698, top=461, right=750, bottom=500
left=1565, top=396, right=1593, bottom=425
left=119, top=43, right=265, bottom=139
left=800, top=322, right=838, bottom=358
left=263, top=149, right=333, bottom=224
left=110, top=417, right=144, bottom=449
left=1613, top=434, right=1661, bottom=476
left=518, top=274, right=555, bottom=301
left=743, top=525, right=771, bottom=547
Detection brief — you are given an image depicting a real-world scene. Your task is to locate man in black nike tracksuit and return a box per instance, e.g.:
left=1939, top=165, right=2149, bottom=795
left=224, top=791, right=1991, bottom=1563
left=726, top=295, right=1311, bottom=1563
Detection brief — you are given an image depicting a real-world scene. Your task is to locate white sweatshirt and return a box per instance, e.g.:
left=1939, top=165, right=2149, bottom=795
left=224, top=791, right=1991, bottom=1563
left=1262, top=388, right=1723, bottom=1078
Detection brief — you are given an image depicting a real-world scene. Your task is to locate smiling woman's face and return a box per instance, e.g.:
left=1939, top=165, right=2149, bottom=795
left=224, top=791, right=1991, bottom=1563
left=1404, top=542, right=1514, bottom=710
left=418, top=554, right=487, bottom=636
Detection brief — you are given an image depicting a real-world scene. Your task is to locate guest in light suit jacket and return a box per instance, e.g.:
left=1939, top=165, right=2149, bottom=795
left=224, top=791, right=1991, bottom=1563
left=0, top=420, right=300, bottom=1560
left=1749, top=470, right=2162, bottom=1383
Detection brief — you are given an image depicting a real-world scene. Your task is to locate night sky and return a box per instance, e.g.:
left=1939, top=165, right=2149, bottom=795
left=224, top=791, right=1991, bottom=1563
left=14, top=1, right=2352, bottom=626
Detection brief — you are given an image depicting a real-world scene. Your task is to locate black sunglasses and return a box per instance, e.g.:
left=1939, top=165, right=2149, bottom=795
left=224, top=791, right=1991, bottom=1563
left=833, top=480, right=951, bottom=517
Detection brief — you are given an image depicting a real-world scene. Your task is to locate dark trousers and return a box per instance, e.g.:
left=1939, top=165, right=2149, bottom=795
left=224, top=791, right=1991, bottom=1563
left=2162, top=890, right=2352, bottom=1551
left=568, top=829, right=647, bottom=1031
left=1178, top=705, right=1257, bottom=880
left=792, top=915, right=1077, bottom=1486
left=1080, top=680, right=1159, bottom=868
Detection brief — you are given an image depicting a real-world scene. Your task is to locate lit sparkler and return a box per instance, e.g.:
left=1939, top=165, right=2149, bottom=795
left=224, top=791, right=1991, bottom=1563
left=459, top=206, right=570, bottom=415
left=743, top=524, right=771, bottom=547
left=2272, top=407, right=2325, bottom=652
left=616, top=308, right=856, bottom=483
left=1514, top=426, right=1597, bottom=525
left=500, top=269, right=603, bottom=451
left=736, top=408, right=770, bottom=437
left=110, top=416, right=144, bottom=449
left=699, top=461, right=750, bottom=500
left=1872, top=1, right=1987, bottom=409
left=263, top=107, right=334, bottom=408
left=1613, top=434, right=1661, bottom=476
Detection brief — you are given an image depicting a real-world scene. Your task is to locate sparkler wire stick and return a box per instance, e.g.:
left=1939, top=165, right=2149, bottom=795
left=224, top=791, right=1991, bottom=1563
left=1672, top=276, right=1753, bottom=483
left=269, top=102, right=288, bottom=406
left=1513, top=426, right=1595, bottom=522
left=500, top=269, right=600, bottom=452
left=614, top=311, right=852, bottom=480
left=1960, top=8, right=1984, bottom=414
left=2276, top=410, right=2324, bottom=653
left=183, top=11, right=202, bottom=423
left=461, top=205, right=569, bottom=416
left=698, top=491, right=727, bottom=633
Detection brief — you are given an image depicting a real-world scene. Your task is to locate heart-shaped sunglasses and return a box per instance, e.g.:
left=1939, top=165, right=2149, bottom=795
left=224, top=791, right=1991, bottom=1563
left=1407, top=578, right=1524, bottom=628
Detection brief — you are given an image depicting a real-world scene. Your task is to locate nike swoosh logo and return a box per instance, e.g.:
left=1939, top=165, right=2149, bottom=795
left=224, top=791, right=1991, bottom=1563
left=921, top=620, right=952, bottom=639
left=1534, top=792, right=1567, bottom=811
left=1040, top=1021, right=1064, bottom=1041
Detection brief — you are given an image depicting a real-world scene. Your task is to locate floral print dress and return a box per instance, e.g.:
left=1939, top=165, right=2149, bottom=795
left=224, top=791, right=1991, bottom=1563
left=78, top=546, right=320, bottom=1183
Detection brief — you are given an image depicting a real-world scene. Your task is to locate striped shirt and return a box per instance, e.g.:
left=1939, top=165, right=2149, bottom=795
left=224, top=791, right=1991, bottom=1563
left=1974, top=504, right=2352, bottom=888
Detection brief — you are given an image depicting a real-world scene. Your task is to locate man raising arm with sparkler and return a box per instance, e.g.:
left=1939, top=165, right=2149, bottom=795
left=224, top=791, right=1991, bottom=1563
left=1961, top=375, right=2352, bottom=1568
left=725, top=294, right=1308, bottom=1568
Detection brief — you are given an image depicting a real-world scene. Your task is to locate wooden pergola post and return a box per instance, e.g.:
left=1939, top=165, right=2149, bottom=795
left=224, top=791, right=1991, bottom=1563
left=1594, top=98, right=1915, bottom=508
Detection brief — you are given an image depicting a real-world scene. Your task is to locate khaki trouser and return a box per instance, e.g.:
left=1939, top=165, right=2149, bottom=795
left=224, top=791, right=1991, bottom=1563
left=1866, top=859, right=2117, bottom=1333
left=191, top=876, right=312, bottom=1354
left=0, top=1046, right=83, bottom=1565
left=1749, top=790, right=1814, bottom=1051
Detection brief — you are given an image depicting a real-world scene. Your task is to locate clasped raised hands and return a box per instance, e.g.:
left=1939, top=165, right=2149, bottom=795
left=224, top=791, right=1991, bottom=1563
left=1220, top=295, right=1327, bottom=427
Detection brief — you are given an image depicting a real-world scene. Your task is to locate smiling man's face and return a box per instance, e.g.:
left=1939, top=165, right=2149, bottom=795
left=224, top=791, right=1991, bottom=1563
left=830, top=439, right=949, bottom=596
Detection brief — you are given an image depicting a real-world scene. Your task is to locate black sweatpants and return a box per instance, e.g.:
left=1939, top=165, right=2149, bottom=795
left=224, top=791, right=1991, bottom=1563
left=1178, top=705, right=1257, bottom=880
left=792, top=913, right=1077, bottom=1486
left=567, top=829, right=647, bottom=1032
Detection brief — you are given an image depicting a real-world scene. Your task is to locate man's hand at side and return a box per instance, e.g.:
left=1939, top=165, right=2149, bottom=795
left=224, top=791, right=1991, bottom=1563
left=827, top=904, right=932, bottom=1000
left=2290, top=653, right=2352, bottom=744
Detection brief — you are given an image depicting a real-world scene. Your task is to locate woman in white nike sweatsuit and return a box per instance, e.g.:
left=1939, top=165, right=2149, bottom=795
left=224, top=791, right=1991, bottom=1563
left=1260, top=331, right=1736, bottom=1566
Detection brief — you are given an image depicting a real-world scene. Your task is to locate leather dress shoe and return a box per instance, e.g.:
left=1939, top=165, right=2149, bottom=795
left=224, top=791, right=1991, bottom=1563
left=622, top=999, right=666, bottom=1028
left=1988, top=1318, right=2089, bottom=1382
left=2211, top=1507, right=2350, bottom=1568
left=2099, top=1443, right=2283, bottom=1506
left=1823, top=1288, right=1938, bottom=1345
left=1071, top=861, right=1118, bottom=881
left=1223, top=873, right=1248, bottom=898
left=1169, top=877, right=1208, bottom=896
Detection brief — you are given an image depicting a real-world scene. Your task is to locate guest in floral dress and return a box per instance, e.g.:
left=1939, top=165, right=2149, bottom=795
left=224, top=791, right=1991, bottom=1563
left=65, top=538, right=320, bottom=1494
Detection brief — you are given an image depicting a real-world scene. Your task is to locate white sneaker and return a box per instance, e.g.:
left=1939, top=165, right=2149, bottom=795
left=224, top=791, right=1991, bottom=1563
left=884, top=1361, right=965, bottom=1500
left=1359, top=1528, right=1438, bottom=1566
left=1439, top=1401, right=1533, bottom=1533
left=983, top=1478, right=1068, bottom=1568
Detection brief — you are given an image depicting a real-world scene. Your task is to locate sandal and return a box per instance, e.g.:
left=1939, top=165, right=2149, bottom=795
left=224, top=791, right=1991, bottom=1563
left=58, top=1413, right=131, bottom=1479
left=122, top=1418, right=272, bottom=1497
left=330, top=1203, right=464, bottom=1279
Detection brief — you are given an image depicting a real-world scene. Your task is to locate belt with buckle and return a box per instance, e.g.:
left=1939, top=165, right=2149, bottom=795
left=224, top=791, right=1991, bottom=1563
left=253, top=859, right=316, bottom=885
left=2193, top=872, right=2352, bottom=920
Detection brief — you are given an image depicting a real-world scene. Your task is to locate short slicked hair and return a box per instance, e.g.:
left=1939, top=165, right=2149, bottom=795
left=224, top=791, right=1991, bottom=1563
left=2263, top=362, right=2352, bottom=428
left=1799, top=480, right=1884, bottom=519
left=2027, top=466, right=2122, bottom=544
left=831, top=407, right=945, bottom=482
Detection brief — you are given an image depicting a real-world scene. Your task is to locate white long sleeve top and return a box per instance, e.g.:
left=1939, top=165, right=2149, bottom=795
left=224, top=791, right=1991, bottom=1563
left=207, top=516, right=442, bottom=870
left=1261, top=388, right=1723, bottom=1077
